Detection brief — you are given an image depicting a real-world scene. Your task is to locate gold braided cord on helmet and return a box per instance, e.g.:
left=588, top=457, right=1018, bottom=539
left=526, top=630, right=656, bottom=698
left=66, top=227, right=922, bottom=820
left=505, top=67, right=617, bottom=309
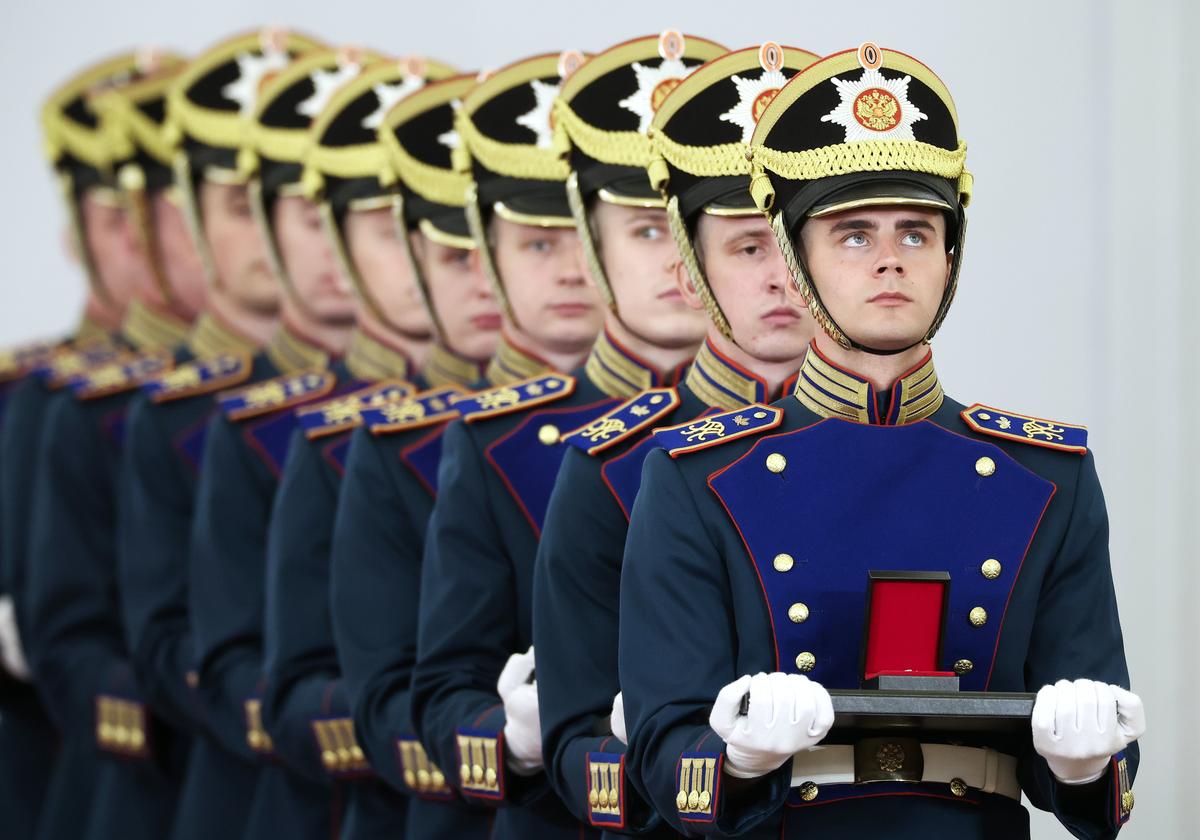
left=565, top=171, right=615, bottom=312
left=647, top=129, right=749, bottom=192
left=455, top=108, right=568, bottom=181
left=666, top=195, right=732, bottom=341
left=554, top=100, right=653, bottom=168
left=301, top=143, right=389, bottom=201
left=42, top=51, right=146, bottom=169
left=749, top=140, right=972, bottom=214
left=377, top=73, right=475, bottom=207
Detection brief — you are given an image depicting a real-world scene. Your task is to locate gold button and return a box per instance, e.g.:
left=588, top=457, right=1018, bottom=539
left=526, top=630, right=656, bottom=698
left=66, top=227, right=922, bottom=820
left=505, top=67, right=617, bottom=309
left=649, top=395, right=664, bottom=404
left=676, top=791, right=688, bottom=810
left=350, top=745, right=365, bottom=762
left=598, top=788, right=610, bottom=807
left=431, top=769, right=445, bottom=788
left=795, top=652, right=816, bottom=672
left=459, top=764, right=471, bottom=784
left=248, top=730, right=264, bottom=749
left=788, top=603, right=809, bottom=623
left=589, top=789, right=599, bottom=807
left=404, top=769, right=417, bottom=788
left=969, top=607, right=988, bottom=627
left=130, top=729, right=146, bottom=750
left=485, top=767, right=497, bottom=786
left=753, top=411, right=767, bottom=419
left=471, top=764, right=483, bottom=783
left=417, top=769, right=431, bottom=787
left=975, top=456, right=995, bottom=477
left=186, top=671, right=199, bottom=689
left=954, top=659, right=973, bottom=675
left=538, top=424, right=560, bottom=445
left=698, top=790, right=711, bottom=809
left=799, top=781, right=819, bottom=801
left=977, top=413, right=991, bottom=421
left=1122, top=790, right=1135, bottom=814
left=981, top=559, right=1002, bottom=579
left=687, top=790, right=699, bottom=810
left=773, top=553, right=794, bottom=572
left=950, top=777, right=967, bottom=797
left=323, top=750, right=338, bottom=769
left=765, top=453, right=787, bottom=473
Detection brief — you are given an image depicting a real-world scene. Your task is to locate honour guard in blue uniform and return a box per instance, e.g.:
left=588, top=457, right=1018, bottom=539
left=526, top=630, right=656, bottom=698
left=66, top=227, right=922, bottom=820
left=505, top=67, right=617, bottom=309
left=408, top=49, right=658, bottom=840
left=329, top=69, right=503, bottom=840
left=0, top=51, right=155, bottom=840
left=24, top=48, right=208, bottom=840
left=259, top=55, right=463, bottom=840
left=533, top=38, right=824, bottom=835
left=116, top=29, right=323, bottom=840
left=618, top=44, right=1144, bottom=839
left=183, top=42, right=379, bottom=840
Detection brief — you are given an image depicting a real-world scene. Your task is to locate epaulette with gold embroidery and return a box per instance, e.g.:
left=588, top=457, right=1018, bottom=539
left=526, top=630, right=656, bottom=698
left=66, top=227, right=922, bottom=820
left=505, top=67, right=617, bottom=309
left=961, top=404, right=1087, bottom=454
left=218, top=369, right=334, bottom=422
left=37, top=343, right=125, bottom=389
left=365, top=385, right=465, bottom=435
left=453, top=374, right=575, bottom=423
left=143, top=352, right=253, bottom=404
left=0, top=340, right=55, bottom=383
left=70, top=352, right=174, bottom=401
left=562, top=387, right=679, bottom=456
left=296, top=380, right=413, bottom=440
left=652, top=404, right=783, bottom=458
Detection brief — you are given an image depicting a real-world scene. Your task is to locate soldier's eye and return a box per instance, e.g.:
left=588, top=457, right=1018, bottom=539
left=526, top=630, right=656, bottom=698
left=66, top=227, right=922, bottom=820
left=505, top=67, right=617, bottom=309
left=900, top=232, right=925, bottom=246
left=635, top=225, right=665, bottom=241
left=844, top=233, right=868, bottom=247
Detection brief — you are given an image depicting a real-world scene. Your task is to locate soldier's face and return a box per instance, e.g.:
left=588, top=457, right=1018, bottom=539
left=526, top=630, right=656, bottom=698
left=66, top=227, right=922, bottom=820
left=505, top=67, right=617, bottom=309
left=797, top=207, right=951, bottom=352
left=490, top=215, right=602, bottom=354
left=344, top=208, right=432, bottom=339
left=415, top=235, right=501, bottom=363
left=693, top=214, right=813, bottom=363
left=152, top=190, right=207, bottom=319
left=273, top=195, right=355, bottom=327
left=80, top=189, right=150, bottom=316
left=591, top=201, right=705, bottom=350
left=198, top=181, right=279, bottom=317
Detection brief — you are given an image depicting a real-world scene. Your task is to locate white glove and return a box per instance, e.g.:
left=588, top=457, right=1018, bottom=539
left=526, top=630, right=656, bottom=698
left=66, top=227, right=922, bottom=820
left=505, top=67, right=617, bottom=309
left=497, top=646, right=542, bottom=774
left=1032, top=678, right=1146, bottom=785
left=709, top=672, right=834, bottom=779
left=611, top=691, right=627, bottom=745
left=0, top=596, right=30, bottom=681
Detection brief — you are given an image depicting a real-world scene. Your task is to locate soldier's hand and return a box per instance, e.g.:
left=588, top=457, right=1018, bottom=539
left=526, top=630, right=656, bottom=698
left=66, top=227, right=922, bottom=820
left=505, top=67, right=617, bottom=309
left=709, top=672, right=834, bottom=779
left=611, top=691, right=627, bottom=745
left=0, top=596, right=30, bottom=681
left=1032, top=678, right=1146, bottom=785
left=497, top=646, right=542, bottom=773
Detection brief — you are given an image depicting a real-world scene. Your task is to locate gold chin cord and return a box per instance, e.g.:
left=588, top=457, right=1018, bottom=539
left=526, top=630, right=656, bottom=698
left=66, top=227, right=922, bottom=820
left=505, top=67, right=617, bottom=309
left=118, top=163, right=179, bottom=310
left=464, top=183, right=518, bottom=329
left=172, top=153, right=221, bottom=291
left=565, top=171, right=617, bottom=315
left=387, top=193, right=446, bottom=340
left=58, top=170, right=118, bottom=317
left=665, top=194, right=733, bottom=342
left=248, top=176, right=321, bottom=324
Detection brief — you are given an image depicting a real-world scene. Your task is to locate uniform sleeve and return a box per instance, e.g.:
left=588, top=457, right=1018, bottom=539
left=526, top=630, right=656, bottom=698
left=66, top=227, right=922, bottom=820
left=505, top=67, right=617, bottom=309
left=332, top=427, right=441, bottom=797
left=620, top=449, right=790, bottom=836
left=534, top=447, right=660, bottom=832
left=0, top=380, right=49, bottom=638
left=118, top=398, right=203, bottom=731
left=262, top=432, right=346, bottom=787
left=1019, top=451, right=1138, bottom=839
left=188, top=411, right=277, bottom=762
left=411, top=420, right=536, bottom=807
left=26, top=395, right=141, bottom=738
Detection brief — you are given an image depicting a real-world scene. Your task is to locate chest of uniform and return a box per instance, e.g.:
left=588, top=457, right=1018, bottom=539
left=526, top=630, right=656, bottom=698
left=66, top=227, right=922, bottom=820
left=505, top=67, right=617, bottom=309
left=707, top=419, right=1056, bottom=691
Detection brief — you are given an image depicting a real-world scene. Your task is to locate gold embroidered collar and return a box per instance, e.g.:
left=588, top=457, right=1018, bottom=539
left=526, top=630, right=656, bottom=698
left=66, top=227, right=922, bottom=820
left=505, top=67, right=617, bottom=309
left=188, top=313, right=258, bottom=359
left=265, top=323, right=332, bottom=375
left=684, top=339, right=781, bottom=412
left=485, top=331, right=551, bottom=386
left=344, top=328, right=416, bottom=382
left=424, top=342, right=487, bottom=389
left=121, top=300, right=191, bottom=352
left=584, top=328, right=684, bottom=400
left=793, top=342, right=944, bottom=425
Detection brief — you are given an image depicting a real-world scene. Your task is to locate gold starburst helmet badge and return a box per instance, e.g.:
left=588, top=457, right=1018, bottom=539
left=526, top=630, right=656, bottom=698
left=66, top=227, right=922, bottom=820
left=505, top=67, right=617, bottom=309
left=747, top=43, right=973, bottom=354
left=644, top=42, right=820, bottom=343
left=164, top=28, right=325, bottom=289
left=300, top=55, right=458, bottom=340
left=553, top=30, right=726, bottom=318
left=452, top=50, right=587, bottom=326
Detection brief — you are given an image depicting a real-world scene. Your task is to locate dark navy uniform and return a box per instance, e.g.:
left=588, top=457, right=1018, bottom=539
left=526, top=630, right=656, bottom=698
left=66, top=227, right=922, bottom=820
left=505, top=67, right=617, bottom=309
left=118, top=314, right=263, bottom=840
left=619, top=350, right=1136, bottom=838
left=26, top=301, right=192, bottom=840
left=414, top=330, right=685, bottom=839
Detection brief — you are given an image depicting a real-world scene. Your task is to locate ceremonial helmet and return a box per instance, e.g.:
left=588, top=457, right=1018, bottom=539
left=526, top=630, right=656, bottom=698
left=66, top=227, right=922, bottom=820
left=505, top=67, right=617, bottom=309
left=42, top=49, right=181, bottom=315
left=453, top=50, right=585, bottom=324
left=644, top=43, right=819, bottom=341
left=748, top=44, right=972, bottom=353
left=240, top=45, right=383, bottom=316
left=301, top=55, right=457, bottom=339
left=552, top=30, right=725, bottom=315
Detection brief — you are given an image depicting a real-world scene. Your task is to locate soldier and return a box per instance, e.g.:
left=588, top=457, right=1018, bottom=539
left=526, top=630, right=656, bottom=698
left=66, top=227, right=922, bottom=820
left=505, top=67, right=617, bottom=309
left=618, top=44, right=1145, bottom=838
left=258, top=55, right=459, bottom=840
left=328, top=69, right=503, bottom=840
left=533, top=39, right=820, bottom=834
left=0, top=50, right=158, bottom=840
left=115, top=28, right=322, bottom=840
left=184, top=43, right=396, bottom=840
left=24, top=47, right=207, bottom=840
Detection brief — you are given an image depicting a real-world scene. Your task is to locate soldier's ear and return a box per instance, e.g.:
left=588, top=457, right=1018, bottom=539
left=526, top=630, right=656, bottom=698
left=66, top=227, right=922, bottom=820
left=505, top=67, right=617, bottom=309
left=674, top=257, right=704, bottom=312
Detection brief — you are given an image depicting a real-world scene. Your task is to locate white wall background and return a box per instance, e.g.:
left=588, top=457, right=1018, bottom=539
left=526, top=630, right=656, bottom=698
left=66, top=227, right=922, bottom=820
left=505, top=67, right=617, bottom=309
left=1, top=1, right=1194, bottom=836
